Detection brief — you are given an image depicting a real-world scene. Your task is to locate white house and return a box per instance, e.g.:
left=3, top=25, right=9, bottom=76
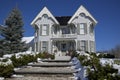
left=31, top=5, right=97, bottom=56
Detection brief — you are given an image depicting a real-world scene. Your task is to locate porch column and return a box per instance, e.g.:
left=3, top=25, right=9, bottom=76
left=50, top=40, right=53, bottom=54
left=34, top=41, right=36, bottom=52
left=38, top=28, right=40, bottom=52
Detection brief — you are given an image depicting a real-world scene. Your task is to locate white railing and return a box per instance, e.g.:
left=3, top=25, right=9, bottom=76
left=51, top=34, right=77, bottom=38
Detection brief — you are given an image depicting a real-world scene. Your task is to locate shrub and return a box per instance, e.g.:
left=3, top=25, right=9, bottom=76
left=68, top=50, right=78, bottom=58
left=36, top=52, right=55, bottom=59
left=10, top=54, right=37, bottom=67
left=0, top=58, right=8, bottom=62
left=0, top=64, right=14, bottom=77
left=114, top=60, right=120, bottom=65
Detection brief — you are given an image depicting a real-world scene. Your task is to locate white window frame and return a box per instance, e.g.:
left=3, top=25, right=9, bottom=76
left=80, top=23, right=85, bottom=34
left=42, top=25, right=47, bottom=35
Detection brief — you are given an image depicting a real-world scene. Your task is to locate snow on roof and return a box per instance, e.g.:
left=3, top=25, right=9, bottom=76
left=22, top=36, right=34, bottom=44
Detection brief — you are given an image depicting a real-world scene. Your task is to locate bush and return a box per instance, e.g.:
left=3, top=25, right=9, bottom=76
left=10, top=54, right=37, bottom=67
left=78, top=55, right=90, bottom=66
left=98, top=53, right=115, bottom=58
left=68, top=50, right=78, bottom=58
left=114, top=60, right=120, bottom=65
left=0, top=64, right=14, bottom=77
left=36, top=52, right=55, bottom=59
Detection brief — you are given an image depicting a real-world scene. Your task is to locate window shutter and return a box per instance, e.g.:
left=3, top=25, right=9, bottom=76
left=77, top=41, right=80, bottom=50
left=85, top=40, right=88, bottom=52
left=47, top=24, right=49, bottom=36
left=77, top=24, right=80, bottom=35
left=84, top=23, right=87, bottom=34
left=39, top=41, right=41, bottom=52
left=36, top=42, right=38, bottom=52
left=40, top=25, right=42, bottom=36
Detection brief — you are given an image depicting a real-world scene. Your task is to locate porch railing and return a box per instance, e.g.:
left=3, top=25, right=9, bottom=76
left=51, top=34, right=77, bottom=39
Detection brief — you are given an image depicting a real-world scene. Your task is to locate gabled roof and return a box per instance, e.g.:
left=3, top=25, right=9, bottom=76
left=31, top=7, right=59, bottom=26
left=55, top=16, right=71, bottom=25
left=68, top=5, right=97, bottom=25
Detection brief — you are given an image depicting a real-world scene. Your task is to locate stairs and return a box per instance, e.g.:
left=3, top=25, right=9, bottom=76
left=6, top=56, right=76, bottom=80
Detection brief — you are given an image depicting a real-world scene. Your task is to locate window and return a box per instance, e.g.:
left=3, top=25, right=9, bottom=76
left=42, top=25, right=47, bottom=35
left=42, top=41, right=47, bottom=52
left=80, top=40, right=86, bottom=51
left=80, top=23, right=85, bottom=34
left=62, top=28, right=66, bottom=34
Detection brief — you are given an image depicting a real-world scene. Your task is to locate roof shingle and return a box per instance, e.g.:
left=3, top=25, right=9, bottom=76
left=55, top=16, right=71, bottom=25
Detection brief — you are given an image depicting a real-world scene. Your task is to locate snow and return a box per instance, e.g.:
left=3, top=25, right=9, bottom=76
left=0, top=77, right=4, bottom=80
left=71, top=57, right=88, bottom=80
left=3, top=54, right=13, bottom=58
left=14, top=68, right=21, bottom=71
left=22, top=36, right=34, bottom=44
left=11, top=74, right=24, bottom=78
left=76, top=51, right=90, bottom=57
left=0, top=59, right=12, bottom=65
left=100, top=58, right=114, bottom=66
left=113, top=64, right=120, bottom=74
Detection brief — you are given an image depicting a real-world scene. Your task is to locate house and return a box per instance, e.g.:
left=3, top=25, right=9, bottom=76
left=31, top=5, right=97, bottom=56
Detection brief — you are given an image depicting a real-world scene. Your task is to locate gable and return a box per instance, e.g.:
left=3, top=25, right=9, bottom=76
left=31, top=7, right=59, bottom=27
left=68, top=5, right=97, bottom=25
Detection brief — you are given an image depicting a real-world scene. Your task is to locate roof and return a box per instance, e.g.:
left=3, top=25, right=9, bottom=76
left=22, top=36, right=34, bottom=44
left=55, top=16, right=71, bottom=25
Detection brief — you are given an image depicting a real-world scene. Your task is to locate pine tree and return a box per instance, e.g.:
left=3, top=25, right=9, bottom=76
left=0, top=8, right=27, bottom=54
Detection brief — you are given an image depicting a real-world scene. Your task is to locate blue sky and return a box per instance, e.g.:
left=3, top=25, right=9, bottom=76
left=0, top=0, right=120, bottom=51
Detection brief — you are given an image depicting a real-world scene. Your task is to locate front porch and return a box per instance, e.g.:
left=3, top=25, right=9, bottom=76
left=51, top=40, right=76, bottom=56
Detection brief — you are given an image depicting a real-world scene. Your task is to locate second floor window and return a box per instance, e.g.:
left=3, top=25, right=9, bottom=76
left=42, top=25, right=47, bottom=35
left=80, top=23, right=85, bottom=34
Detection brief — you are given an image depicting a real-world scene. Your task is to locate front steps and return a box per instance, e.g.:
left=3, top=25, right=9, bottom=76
left=6, top=56, right=76, bottom=80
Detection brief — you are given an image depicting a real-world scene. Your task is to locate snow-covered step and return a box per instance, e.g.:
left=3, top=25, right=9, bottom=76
left=55, top=56, right=71, bottom=61
left=28, top=62, right=72, bottom=67
left=14, top=67, right=75, bottom=74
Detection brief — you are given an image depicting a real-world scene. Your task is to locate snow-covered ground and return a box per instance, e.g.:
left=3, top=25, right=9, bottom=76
left=100, top=58, right=120, bottom=74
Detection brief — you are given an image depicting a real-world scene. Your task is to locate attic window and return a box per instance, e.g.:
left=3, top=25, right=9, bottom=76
left=80, top=13, right=85, bottom=17
left=42, top=14, right=48, bottom=18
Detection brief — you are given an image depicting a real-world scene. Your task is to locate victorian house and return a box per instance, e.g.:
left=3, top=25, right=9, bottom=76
left=31, top=5, right=97, bottom=56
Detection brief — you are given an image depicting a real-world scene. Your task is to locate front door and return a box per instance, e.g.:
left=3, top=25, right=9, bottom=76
left=61, top=43, right=67, bottom=52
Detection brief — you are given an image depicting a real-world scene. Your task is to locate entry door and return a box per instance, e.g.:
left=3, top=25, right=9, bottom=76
left=61, top=43, right=67, bottom=52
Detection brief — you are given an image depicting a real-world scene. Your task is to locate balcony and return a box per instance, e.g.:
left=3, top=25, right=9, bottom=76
left=51, top=34, right=77, bottom=39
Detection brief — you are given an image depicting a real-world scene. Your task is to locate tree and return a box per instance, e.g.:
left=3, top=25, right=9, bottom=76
left=0, top=7, right=27, bottom=54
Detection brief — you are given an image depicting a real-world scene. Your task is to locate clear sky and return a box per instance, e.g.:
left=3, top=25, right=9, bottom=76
left=0, top=0, right=120, bottom=51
